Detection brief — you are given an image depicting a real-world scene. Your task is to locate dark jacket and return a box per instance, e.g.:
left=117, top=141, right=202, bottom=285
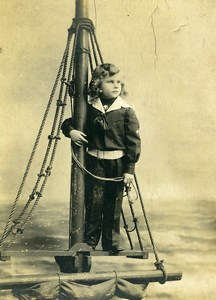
left=61, top=96, right=141, bottom=174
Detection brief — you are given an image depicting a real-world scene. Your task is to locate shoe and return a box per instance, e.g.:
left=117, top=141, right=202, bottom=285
left=109, top=245, right=124, bottom=255
left=86, top=242, right=96, bottom=250
left=102, top=247, right=110, bottom=251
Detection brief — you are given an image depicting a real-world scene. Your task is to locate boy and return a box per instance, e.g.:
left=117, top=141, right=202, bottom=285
left=62, top=63, right=141, bottom=254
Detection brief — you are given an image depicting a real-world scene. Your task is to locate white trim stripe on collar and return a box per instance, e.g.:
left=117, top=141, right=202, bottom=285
left=89, top=96, right=130, bottom=113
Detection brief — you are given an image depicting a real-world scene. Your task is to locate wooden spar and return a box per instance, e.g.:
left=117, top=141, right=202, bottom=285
left=0, top=248, right=149, bottom=260
left=69, top=0, right=89, bottom=249
left=0, top=270, right=182, bottom=290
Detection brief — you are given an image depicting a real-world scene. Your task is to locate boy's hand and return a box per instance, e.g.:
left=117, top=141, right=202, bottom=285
left=69, top=130, right=88, bottom=146
left=123, top=173, right=134, bottom=187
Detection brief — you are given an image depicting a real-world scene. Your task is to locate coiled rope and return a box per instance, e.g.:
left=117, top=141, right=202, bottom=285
left=71, top=146, right=123, bottom=182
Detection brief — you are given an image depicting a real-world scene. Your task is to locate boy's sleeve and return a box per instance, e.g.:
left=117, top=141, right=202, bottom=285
left=124, top=108, right=141, bottom=174
left=61, top=118, right=74, bottom=138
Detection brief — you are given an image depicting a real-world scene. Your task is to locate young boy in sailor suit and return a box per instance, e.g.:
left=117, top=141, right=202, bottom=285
left=61, top=63, right=141, bottom=254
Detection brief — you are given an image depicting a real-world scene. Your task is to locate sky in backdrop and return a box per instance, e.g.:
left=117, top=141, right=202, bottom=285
left=0, top=0, right=216, bottom=203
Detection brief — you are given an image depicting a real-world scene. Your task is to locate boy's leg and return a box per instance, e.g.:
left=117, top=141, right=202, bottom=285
left=102, top=182, right=124, bottom=250
left=85, top=155, right=106, bottom=248
left=102, top=158, right=124, bottom=250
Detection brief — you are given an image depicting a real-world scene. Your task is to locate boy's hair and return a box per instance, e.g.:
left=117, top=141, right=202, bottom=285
left=88, top=63, right=127, bottom=98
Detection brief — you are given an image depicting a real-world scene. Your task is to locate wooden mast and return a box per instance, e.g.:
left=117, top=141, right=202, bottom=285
left=69, top=0, right=89, bottom=251
left=66, top=0, right=90, bottom=272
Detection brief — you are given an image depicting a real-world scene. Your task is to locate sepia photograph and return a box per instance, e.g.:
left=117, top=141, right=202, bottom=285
left=0, top=1, right=215, bottom=299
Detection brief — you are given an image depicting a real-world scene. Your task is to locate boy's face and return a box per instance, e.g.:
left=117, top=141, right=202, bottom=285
left=100, top=73, right=122, bottom=99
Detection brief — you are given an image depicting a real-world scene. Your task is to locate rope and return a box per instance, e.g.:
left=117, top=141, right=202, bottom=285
left=70, top=17, right=104, bottom=65
left=134, top=174, right=167, bottom=283
left=0, top=34, right=74, bottom=251
left=1, top=21, right=82, bottom=251
left=93, top=0, right=97, bottom=29
left=91, top=29, right=104, bottom=64
left=126, top=182, right=139, bottom=204
left=121, top=209, right=134, bottom=250
left=56, top=272, right=61, bottom=292
left=113, top=270, right=118, bottom=289
left=89, top=31, right=99, bottom=66
left=0, top=34, right=72, bottom=249
left=125, top=185, right=144, bottom=251
left=71, top=146, right=123, bottom=182
left=88, top=49, right=94, bottom=72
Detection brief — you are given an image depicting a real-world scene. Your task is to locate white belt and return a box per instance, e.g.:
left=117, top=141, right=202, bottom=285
left=87, top=148, right=124, bottom=160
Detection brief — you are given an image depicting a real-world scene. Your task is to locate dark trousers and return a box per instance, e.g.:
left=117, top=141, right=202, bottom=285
left=85, top=154, right=124, bottom=250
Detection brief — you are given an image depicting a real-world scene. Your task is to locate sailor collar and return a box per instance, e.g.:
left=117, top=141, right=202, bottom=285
left=88, top=96, right=130, bottom=113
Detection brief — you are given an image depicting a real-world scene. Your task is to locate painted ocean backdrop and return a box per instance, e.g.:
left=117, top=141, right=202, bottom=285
left=0, top=195, right=215, bottom=299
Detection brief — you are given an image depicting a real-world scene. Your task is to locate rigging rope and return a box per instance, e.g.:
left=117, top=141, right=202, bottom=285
left=134, top=174, right=167, bottom=283
left=0, top=34, right=73, bottom=249
left=0, top=17, right=102, bottom=251
left=0, top=32, right=74, bottom=251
